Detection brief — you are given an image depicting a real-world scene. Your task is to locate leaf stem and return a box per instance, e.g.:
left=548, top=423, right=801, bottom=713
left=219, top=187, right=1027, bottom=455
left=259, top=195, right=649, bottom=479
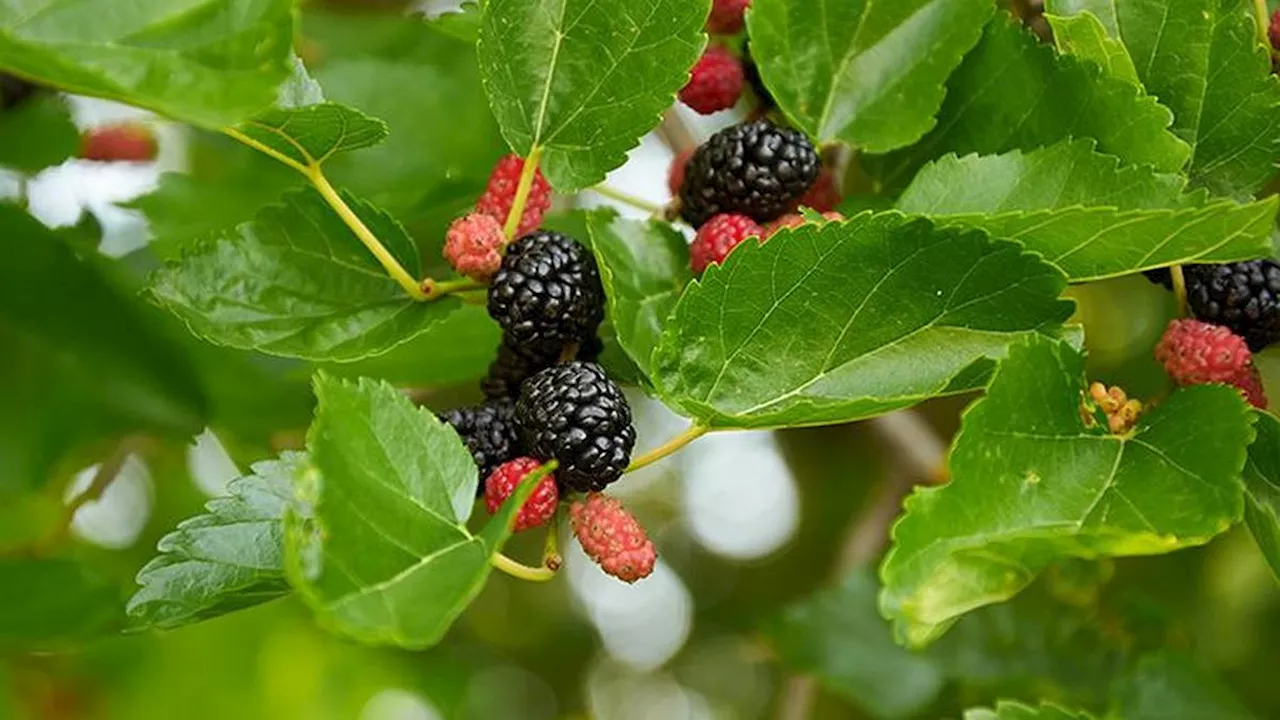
left=591, top=185, right=667, bottom=215
left=503, top=146, right=544, bottom=241
left=422, top=277, right=486, bottom=301
left=491, top=552, right=558, bottom=582
left=626, top=424, right=710, bottom=473
left=1171, top=265, right=1189, bottom=317
left=222, top=126, right=428, bottom=302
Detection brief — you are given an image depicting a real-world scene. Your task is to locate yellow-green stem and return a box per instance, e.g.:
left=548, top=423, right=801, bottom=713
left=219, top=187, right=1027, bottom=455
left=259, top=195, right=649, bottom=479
left=503, top=146, right=544, bottom=241
left=626, top=424, right=710, bottom=473
left=542, top=513, right=562, bottom=572
left=492, top=552, right=557, bottom=582
left=1171, top=265, right=1189, bottom=317
left=309, top=170, right=428, bottom=301
left=222, top=126, right=428, bottom=302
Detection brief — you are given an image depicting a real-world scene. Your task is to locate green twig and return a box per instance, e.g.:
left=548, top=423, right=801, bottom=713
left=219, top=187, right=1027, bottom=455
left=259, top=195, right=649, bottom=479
left=591, top=185, right=666, bottom=215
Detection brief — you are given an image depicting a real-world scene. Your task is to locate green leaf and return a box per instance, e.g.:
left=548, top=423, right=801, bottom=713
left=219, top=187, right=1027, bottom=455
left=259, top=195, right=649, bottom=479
left=0, top=559, right=122, bottom=649
left=478, top=0, right=708, bottom=190
left=963, top=701, right=1096, bottom=720
left=149, top=188, right=458, bottom=362
left=285, top=375, right=542, bottom=648
left=1046, top=11, right=1139, bottom=85
left=585, top=210, right=691, bottom=383
left=0, top=0, right=294, bottom=128
left=0, top=205, right=205, bottom=490
left=896, top=141, right=1277, bottom=281
left=1113, top=652, right=1257, bottom=720
left=880, top=337, right=1255, bottom=648
left=1048, top=0, right=1280, bottom=197
left=863, top=15, right=1189, bottom=192
left=0, top=93, right=79, bottom=172
left=1244, top=411, right=1280, bottom=583
left=127, top=453, right=304, bottom=631
left=764, top=570, right=944, bottom=719
left=652, top=213, right=1073, bottom=429
left=323, top=305, right=501, bottom=389
left=746, top=0, right=994, bottom=152
left=234, top=103, right=389, bottom=169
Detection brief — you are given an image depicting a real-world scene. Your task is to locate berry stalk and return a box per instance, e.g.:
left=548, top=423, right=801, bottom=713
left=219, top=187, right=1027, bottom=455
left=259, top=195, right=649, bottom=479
left=422, top=277, right=486, bottom=301
left=626, top=424, right=710, bottom=473
left=1170, top=265, right=1189, bottom=317
left=502, top=146, right=544, bottom=241
left=491, top=553, right=558, bottom=582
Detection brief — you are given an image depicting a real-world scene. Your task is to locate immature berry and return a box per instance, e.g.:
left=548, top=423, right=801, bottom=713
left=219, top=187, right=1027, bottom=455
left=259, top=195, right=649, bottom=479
left=680, top=120, right=821, bottom=227
left=1156, top=319, right=1252, bottom=386
left=444, top=212, right=505, bottom=282
left=690, top=213, right=761, bottom=273
left=442, top=399, right=522, bottom=485
left=679, top=47, right=744, bottom=115
left=1270, top=10, right=1280, bottom=52
left=80, top=123, right=157, bottom=162
left=476, top=154, right=552, bottom=237
left=706, top=0, right=751, bottom=34
left=570, top=493, right=656, bottom=583
left=668, top=149, right=693, bottom=198
left=487, top=231, right=605, bottom=354
left=794, top=168, right=842, bottom=213
left=485, top=457, right=559, bottom=532
left=516, top=362, right=636, bottom=493
left=762, top=211, right=843, bottom=239
left=1235, top=367, right=1269, bottom=409
left=0, top=74, right=38, bottom=110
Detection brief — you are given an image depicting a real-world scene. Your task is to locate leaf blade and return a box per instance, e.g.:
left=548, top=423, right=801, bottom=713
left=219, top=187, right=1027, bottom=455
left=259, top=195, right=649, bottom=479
left=746, top=0, right=995, bottom=152
left=652, top=213, right=1073, bottom=429
left=478, top=0, right=708, bottom=189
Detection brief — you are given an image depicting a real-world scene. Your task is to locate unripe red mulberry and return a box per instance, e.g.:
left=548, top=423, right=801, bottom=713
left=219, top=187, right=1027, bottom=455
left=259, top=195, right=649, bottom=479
left=570, top=493, right=656, bottom=583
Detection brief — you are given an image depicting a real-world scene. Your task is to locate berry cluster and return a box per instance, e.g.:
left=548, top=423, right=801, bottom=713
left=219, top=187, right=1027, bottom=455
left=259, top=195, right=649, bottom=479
left=438, top=154, right=651, bottom=582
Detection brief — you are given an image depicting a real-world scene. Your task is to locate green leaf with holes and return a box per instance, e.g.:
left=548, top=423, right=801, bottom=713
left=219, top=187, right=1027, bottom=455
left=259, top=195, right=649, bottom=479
left=0, top=0, right=294, bottom=127
left=284, top=375, right=549, bottom=649
left=478, top=0, right=708, bottom=190
left=651, top=213, right=1073, bottom=429
left=149, top=188, right=458, bottom=362
left=880, top=336, right=1255, bottom=648
left=746, top=0, right=995, bottom=152
left=897, top=140, right=1276, bottom=281
left=127, top=453, right=304, bottom=631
